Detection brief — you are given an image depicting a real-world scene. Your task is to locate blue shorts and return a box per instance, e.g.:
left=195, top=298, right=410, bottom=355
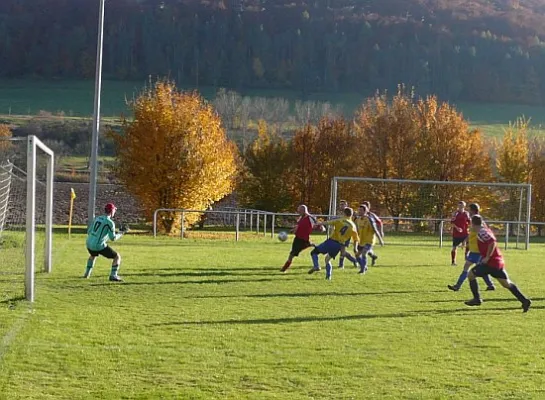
left=315, top=239, right=342, bottom=259
left=357, top=244, right=373, bottom=254
left=466, top=252, right=481, bottom=264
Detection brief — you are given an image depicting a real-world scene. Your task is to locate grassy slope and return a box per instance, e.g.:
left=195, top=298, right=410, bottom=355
left=1, top=233, right=544, bottom=399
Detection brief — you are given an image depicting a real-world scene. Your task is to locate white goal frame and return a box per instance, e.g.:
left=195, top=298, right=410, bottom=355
left=329, top=176, right=532, bottom=250
left=25, top=136, right=54, bottom=302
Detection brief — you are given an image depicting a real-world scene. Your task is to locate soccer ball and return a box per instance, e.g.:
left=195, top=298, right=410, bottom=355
left=278, top=231, right=288, bottom=242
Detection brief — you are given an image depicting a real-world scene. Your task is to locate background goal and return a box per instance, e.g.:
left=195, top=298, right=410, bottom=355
left=329, top=177, right=532, bottom=249
left=0, top=136, right=54, bottom=302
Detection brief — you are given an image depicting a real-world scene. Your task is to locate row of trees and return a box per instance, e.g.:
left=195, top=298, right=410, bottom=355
left=3, top=0, right=545, bottom=104
left=240, top=89, right=545, bottom=224
left=107, top=81, right=545, bottom=233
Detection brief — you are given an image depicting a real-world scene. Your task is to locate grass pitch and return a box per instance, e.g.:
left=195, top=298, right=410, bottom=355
left=1, top=233, right=544, bottom=399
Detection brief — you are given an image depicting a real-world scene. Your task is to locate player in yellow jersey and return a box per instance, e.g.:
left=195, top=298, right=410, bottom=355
left=354, top=204, right=384, bottom=274
left=448, top=203, right=495, bottom=291
left=309, top=207, right=359, bottom=280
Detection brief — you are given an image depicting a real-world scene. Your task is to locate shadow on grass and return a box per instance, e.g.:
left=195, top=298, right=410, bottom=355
left=151, top=305, right=540, bottom=327
left=0, top=295, right=26, bottom=308
left=89, top=277, right=294, bottom=287
left=428, top=297, right=544, bottom=304
left=123, top=270, right=274, bottom=278
left=185, top=290, right=446, bottom=300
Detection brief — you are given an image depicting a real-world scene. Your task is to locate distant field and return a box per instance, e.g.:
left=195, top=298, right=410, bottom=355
left=2, top=79, right=545, bottom=137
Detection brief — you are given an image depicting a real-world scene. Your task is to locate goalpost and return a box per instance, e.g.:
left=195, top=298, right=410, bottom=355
left=329, top=177, right=532, bottom=249
left=0, top=136, right=54, bottom=302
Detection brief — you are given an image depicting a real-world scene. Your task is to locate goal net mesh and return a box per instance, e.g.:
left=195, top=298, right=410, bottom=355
left=0, top=138, right=47, bottom=302
left=331, top=178, right=530, bottom=248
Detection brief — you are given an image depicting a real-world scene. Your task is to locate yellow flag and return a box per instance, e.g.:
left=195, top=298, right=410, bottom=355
left=70, top=188, right=76, bottom=200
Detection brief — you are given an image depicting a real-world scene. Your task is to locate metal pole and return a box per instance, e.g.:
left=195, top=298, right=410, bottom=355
left=87, top=0, right=106, bottom=226
left=250, top=211, right=253, bottom=232
left=256, top=212, right=260, bottom=234
left=439, top=220, right=444, bottom=248
left=505, top=223, right=509, bottom=250
left=181, top=211, right=185, bottom=239
left=236, top=212, right=240, bottom=242
left=244, top=211, right=247, bottom=229
left=271, top=214, right=275, bottom=238
left=263, top=213, right=267, bottom=236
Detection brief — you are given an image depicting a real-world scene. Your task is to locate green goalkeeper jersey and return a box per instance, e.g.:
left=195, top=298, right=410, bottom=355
left=86, top=215, right=120, bottom=251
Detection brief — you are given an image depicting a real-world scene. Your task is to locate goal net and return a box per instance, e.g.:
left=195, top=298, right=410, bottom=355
left=0, top=136, right=54, bottom=303
left=329, top=177, right=531, bottom=249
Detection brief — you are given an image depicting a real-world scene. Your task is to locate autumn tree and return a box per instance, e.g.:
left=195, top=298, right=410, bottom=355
left=239, top=120, right=292, bottom=211
left=414, top=96, right=492, bottom=219
left=353, top=87, right=421, bottom=224
left=495, top=118, right=531, bottom=224
left=0, top=124, right=12, bottom=151
left=110, top=80, right=238, bottom=234
left=290, top=117, right=359, bottom=213
left=529, top=139, right=545, bottom=235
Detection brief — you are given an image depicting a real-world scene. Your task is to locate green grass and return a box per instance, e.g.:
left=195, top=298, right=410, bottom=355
left=1, top=233, right=544, bottom=399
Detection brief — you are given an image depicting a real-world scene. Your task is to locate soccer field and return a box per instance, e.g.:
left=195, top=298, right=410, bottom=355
left=1, top=234, right=544, bottom=399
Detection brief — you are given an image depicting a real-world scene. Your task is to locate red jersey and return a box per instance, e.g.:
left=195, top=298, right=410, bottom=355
left=451, top=211, right=470, bottom=238
left=294, top=215, right=314, bottom=241
left=477, top=227, right=505, bottom=269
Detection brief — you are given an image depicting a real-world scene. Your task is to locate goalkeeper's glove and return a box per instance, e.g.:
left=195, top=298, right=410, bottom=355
left=119, top=224, right=130, bottom=234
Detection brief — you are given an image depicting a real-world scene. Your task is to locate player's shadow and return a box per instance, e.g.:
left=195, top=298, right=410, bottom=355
left=89, top=277, right=296, bottom=287
left=0, top=295, right=26, bottom=308
left=429, top=297, right=544, bottom=304
left=151, top=306, right=525, bottom=327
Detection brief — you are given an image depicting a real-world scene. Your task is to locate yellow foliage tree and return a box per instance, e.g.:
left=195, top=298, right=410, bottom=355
left=495, top=118, right=531, bottom=224
left=0, top=124, right=12, bottom=151
left=529, top=139, right=545, bottom=234
left=109, top=80, right=238, bottom=234
left=414, top=96, right=492, bottom=218
left=239, top=120, right=292, bottom=211
left=353, top=87, right=421, bottom=222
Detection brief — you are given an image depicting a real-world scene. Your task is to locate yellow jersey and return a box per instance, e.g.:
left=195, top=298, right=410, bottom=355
left=468, top=230, right=479, bottom=252
left=325, top=218, right=359, bottom=245
left=356, top=216, right=377, bottom=245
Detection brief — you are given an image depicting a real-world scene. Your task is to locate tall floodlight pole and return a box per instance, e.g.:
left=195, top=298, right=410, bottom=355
left=88, top=0, right=106, bottom=226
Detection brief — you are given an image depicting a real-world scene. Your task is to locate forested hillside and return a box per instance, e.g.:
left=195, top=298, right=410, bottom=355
left=2, top=0, right=545, bottom=104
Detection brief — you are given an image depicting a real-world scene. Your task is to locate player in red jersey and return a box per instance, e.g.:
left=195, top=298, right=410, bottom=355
left=464, top=215, right=531, bottom=312
left=450, top=201, right=470, bottom=266
left=281, top=205, right=319, bottom=272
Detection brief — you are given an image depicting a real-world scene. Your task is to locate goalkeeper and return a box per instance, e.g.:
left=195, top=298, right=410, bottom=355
left=84, top=203, right=128, bottom=282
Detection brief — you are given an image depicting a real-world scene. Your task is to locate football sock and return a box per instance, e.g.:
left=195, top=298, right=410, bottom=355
left=325, top=262, right=332, bottom=279
left=84, top=260, right=94, bottom=278
left=483, top=274, right=494, bottom=288
left=451, top=250, right=456, bottom=263
left=508, top=284, right=528, bottom=303
left=358, top=255, right=368, bottom=272
left=110, top=265, right=119, bottom=278
left=282, top=260, right=292, bottom=270
left=311, top=253, right=319, bottom=269
left=455, top=270, right=468, bottom=287
left=469, top=279, right=481, bottom=300
left=368, top=250, right=375, bottom=257
left=339, top=256, right=345, bottom=268
left=345, top=253, right=357, bottom=264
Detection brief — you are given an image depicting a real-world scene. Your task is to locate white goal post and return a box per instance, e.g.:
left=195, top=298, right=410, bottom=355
left=329, top=176, right=532, bottom=250
left=26, top=136, right=54, bottom=301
